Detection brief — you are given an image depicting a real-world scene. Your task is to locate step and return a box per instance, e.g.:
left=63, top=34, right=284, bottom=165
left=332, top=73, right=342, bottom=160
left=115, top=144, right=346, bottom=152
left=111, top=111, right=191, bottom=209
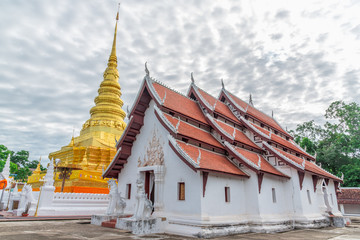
left=101, top=220, right=116, bottom=228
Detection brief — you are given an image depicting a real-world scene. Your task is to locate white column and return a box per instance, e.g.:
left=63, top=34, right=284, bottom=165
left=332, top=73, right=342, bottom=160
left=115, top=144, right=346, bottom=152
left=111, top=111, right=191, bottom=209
left=153, top=165, right=165, bottom=213
left=36, top=160, right=56, bottom=216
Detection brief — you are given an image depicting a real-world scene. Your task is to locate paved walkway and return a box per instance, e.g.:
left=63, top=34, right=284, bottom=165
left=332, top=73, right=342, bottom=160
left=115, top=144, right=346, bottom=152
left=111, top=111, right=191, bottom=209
left=0, top=210, right=91, bottom=222
left=0, top=218, right=359, bottom=240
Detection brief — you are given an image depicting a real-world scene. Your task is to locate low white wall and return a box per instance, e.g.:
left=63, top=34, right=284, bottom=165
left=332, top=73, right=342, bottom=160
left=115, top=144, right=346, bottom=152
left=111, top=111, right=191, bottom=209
left=342, top=204, right=360, bottom=215
left=7, top=187, right=109, bottom=216
left=35, top=189, right=109, bottom=216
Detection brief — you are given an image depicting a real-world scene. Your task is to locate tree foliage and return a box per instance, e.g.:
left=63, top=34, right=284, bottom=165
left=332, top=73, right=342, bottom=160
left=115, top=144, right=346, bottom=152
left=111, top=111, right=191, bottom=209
left=0, top=144, right=46, bottom=182
left=0, top=160, right=18, bottom=173
left=292, top=101, right=360, bottom=187
left=27, top=160, right=46, bottom=171
left=14, top=167, right=33, bottom=182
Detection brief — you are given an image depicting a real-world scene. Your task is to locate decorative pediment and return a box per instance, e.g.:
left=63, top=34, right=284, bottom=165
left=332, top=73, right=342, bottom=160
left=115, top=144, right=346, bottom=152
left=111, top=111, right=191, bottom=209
left=138, top=128, right=164, bottom=167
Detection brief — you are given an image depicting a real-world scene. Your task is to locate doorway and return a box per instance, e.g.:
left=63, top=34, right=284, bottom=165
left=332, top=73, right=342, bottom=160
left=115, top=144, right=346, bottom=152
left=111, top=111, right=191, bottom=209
left=144, top=171, right=155, bottom=204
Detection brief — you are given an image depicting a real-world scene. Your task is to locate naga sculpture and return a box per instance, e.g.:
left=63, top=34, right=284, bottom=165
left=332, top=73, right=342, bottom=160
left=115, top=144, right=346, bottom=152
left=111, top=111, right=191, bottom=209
left=18, top=184, right=35, bottom=214
left=106, top=179, right=126, bottom=216
left=133, top=177, right=153, bottom=220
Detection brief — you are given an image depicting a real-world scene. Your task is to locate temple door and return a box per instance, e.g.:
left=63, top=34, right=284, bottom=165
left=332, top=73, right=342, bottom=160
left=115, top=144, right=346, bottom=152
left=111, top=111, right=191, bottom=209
left=145, top=171, right=150, bottom=199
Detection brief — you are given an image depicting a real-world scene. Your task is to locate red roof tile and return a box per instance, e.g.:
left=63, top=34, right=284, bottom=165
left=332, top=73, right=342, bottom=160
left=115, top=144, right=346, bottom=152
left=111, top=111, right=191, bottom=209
left=273, top=147, right=341, bottom=180
left=271, top=134, right=314, bottom=159
left=226, top=91, right=289, bottom=136
left=176, top=140, right=247, bottom=176
left=162, top=112, right=223, bottom=149
left=152, top=82, right=207, bottom=124
left=197, top=88, right=239, bottom=122
left=338, top=188, right=360, bottom=204
left=249, top=122, right=271, bottom=137
left=214, top=119, right=261, bottom=150
left=248, top=122, right=314, bottom=159
left=234, top=147, right=288, bottom=177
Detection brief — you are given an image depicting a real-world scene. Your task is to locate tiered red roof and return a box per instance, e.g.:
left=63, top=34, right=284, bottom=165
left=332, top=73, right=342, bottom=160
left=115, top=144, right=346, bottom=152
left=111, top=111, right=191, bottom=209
left=213, top=119, right=261, bottom=150
left=160, top=112, right=223, bottom=149
left=224, top=90, right=290, bottom=137
left=248, top=122, right=314, bottom=159
left=174, top=140, right=248, bottom=177
left=152, top=82, right=207, bottom=124
left=195, top=87, right=239, bottom=122
left=273, top=147, right=341, bottom=181
left=233, top=147, right=288, bottom=178
left=271, top=134, right=314, bottom=159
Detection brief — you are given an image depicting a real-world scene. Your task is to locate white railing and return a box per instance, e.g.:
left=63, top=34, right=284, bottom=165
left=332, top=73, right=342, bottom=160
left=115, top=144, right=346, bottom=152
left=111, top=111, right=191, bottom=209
left=53, top=192, right=109, bottom=201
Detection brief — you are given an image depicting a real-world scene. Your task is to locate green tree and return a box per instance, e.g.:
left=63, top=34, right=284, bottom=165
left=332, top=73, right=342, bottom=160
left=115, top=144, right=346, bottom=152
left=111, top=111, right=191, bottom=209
left=299, top=137, right=316, bottom=156
left=0, top=144, right=47, bottom=182
left=14, top=167, right=32, bottom=182
left=27, top=160, right=46, bottom=171
left=0, top=160, right=18, bottom=173
left=0, top=145, right=12, bottom=161
left=11, top=150, right=29, bottom=167
left=292, top=101, right=360, bottom=187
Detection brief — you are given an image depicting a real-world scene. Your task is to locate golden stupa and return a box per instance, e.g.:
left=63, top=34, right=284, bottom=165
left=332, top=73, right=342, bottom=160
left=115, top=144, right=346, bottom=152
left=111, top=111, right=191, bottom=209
left=28, top=10, right=126, bottom=193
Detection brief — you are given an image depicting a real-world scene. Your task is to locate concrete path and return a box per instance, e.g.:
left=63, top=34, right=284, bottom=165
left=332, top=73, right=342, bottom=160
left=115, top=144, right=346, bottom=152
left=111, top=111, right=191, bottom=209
left=0, top=218, right=359, bottom=240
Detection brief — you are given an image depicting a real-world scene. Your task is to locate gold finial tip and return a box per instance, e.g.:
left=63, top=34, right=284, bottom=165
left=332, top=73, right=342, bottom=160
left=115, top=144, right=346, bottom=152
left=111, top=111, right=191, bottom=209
left=116, top=3, right=120, bottom=20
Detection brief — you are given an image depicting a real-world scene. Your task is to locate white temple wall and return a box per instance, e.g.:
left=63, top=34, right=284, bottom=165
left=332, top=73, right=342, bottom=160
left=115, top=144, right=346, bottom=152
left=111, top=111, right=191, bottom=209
left=200, top=172, right=246, bottom=222
left=326, top=180, right=340, bottom=214
left=162, top=144, right=201, bottom=219
left=277, top=166, right=306, bottom=219
left=117, top=101, right=161, bottom=215
left=271, top=164, right=329, bottom=220
left=300, top=172, right=324, bottom=217
left=257, top=173, right=293, bottom=221
left=242, top=169, right=261, bottom=220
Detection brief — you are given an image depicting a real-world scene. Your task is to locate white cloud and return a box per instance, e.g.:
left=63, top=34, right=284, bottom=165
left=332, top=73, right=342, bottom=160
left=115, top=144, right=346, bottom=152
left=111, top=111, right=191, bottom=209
left=0, top=0, right=359, bottom=162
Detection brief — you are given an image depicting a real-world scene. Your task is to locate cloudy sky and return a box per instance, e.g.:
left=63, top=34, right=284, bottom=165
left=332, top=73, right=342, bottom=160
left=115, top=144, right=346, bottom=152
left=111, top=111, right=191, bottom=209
left=0, top=0, right=359, bottom=164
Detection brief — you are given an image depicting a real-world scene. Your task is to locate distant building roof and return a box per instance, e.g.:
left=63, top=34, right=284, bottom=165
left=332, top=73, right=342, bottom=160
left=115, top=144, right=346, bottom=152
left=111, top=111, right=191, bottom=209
left=338, top=188, right=360, bottom=204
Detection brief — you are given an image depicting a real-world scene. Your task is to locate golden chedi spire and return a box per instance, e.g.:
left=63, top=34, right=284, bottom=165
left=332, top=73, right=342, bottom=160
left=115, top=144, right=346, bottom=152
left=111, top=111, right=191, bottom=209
left=42, top=8, right=127, bottom=193
left=82, top=6, right=126, bottom=133
left=33, top=157, right=42, bottom=175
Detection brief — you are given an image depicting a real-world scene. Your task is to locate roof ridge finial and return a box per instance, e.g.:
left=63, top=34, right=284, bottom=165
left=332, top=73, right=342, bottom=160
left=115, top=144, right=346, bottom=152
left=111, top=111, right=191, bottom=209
left=145, top=62, right=150, bottom=76
left=272, top=110, right=274, bottom=118
left=249, top=93, right=254, bottom=106
left=191, top=72, right=194, bottom=84
left=221, top=78, right=224, bottom=89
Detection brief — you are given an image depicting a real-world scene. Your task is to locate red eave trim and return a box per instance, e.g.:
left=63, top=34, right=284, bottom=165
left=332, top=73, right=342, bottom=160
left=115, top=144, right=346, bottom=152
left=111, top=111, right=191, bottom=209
left=263, top=143, right=305, bottom=172
left=220, top=90, right=292, bottom=139
left=168, top=140, right=197, bottom=173
left=224, top=144, right=260, bottom=174
left=190, top=86, right=240, bottom=126
left=197, top=168, right=249, bottom=178
left=155, top=109, right=224, bottom=151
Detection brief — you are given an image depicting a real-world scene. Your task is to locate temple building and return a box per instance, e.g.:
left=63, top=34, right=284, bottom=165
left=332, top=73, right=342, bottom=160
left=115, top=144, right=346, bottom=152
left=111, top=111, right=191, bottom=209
left=28, top=11, right=126, bottom=193
left=103, top=69, right=343, bottom=237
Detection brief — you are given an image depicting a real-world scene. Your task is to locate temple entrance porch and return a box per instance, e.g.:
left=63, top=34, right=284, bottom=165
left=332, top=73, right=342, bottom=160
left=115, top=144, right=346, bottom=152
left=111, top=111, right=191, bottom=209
left=138, top=165, right=165, bottom=215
